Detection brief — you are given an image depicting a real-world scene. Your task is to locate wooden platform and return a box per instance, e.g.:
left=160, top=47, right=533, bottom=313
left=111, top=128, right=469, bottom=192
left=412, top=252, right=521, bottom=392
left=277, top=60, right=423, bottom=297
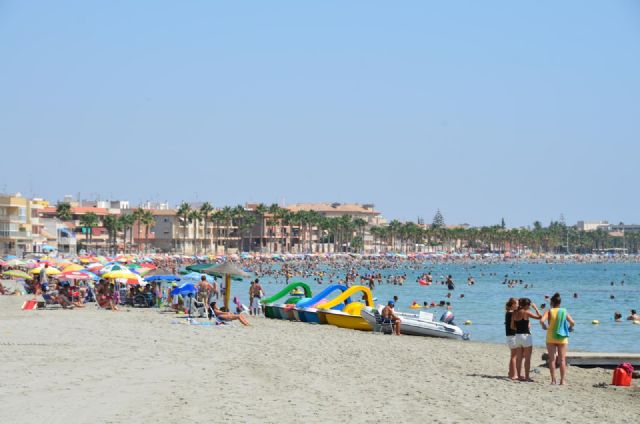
left=542, top=352, right=640, bottom=368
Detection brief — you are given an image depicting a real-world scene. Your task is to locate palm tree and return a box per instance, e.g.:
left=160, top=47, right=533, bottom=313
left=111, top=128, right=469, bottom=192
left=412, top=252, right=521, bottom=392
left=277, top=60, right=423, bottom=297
left=119, top=214, right=136, bottom=254
left=240, top=211, right=257, bottom=252
left=133, top=208, right=145, bottom=253
left=255, top=203, right=268, bottom=252
left=267, top=204, right=281, bottom=252
left=211, top=210, right=224, bottom=255
left=189, top=209, right=201, bottom=255
left=353, top=218, right=367, bottom=254
left=55, top=202, right=72, bottom=221
left=220, top=206, right=233, bottom=254
left=102, top=214, right=121, bottom=255
left=387, top=220, right=402, bottom=252
left=199, top=202, right=213, bottom=254
left=141, top=210, right=155, bottom=253
left=176, top=202, right=191, bottom=254
left=79, top=212, right=99, bottom=252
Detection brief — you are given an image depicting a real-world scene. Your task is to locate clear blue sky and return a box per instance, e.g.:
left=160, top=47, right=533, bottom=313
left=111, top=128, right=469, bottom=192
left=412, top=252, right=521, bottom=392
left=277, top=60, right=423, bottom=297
left=1, top=1, right=639, bottom=227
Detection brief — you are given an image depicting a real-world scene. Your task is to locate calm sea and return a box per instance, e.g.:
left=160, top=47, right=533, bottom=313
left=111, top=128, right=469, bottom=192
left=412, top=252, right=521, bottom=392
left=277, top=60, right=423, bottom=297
left=253, top=262, right=639, bottom=353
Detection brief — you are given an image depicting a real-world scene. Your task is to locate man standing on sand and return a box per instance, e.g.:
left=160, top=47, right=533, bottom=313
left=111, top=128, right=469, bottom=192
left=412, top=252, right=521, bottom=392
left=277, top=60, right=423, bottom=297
left=381, top=300, right=401, bottom=336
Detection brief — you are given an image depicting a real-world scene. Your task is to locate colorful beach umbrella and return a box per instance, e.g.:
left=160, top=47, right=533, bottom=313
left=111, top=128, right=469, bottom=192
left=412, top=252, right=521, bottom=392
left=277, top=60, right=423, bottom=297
left=62, top=264, right=86, bottom=272
left=55, top=271, right=93, bottom=281
left=102, top=270, right=137, bottom=279
left=29, top=267, right=61, bottom=276
left=2, top=270, right=31, bottom=279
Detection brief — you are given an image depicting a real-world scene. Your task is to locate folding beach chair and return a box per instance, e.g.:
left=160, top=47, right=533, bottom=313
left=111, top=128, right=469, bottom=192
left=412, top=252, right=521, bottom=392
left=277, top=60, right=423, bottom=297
left=373, top=308, right=395, bottom=334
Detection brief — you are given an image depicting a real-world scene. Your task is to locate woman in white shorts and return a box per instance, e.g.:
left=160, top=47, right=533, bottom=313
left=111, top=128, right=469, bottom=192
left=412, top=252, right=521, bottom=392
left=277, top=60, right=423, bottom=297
left=505, top=298, right=519, bottom=380
left=510, top=298, right=542, bottom=382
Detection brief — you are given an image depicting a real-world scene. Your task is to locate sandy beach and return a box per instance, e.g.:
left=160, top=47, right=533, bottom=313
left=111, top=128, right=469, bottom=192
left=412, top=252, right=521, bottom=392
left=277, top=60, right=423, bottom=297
left=0, top=295, right=638, bottom=424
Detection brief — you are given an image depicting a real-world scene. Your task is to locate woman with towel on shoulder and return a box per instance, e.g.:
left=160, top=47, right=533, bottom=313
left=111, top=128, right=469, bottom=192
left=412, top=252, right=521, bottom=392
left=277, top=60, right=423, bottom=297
left=540, top=293, right=575, bottom=385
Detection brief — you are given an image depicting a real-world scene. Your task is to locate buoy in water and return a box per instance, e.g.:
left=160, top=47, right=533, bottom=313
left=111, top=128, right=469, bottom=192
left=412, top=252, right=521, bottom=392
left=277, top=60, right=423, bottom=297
left=592, top=320, right=600, bottom=325
left=464, top=320, right=472, bottom=325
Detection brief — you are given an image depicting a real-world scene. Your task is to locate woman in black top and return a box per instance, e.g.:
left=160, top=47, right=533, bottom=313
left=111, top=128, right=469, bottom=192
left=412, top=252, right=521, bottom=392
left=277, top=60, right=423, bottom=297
left=505, top=298, right=519, bottom=380
left=510, top=298, right=542, bottom=381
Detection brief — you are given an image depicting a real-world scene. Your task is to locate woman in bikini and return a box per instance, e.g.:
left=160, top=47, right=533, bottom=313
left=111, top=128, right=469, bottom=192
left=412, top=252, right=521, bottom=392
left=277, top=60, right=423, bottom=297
left=209, top=301, right=249, bottom=326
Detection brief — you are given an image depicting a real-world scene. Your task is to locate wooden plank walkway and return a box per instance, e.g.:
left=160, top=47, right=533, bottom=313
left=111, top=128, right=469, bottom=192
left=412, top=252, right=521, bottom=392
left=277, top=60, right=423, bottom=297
left=541, top=352, right=640, bottom=367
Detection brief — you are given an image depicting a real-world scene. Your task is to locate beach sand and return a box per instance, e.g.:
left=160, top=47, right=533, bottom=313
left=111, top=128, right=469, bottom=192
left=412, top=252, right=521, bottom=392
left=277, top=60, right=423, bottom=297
left=0, top=295, right=638, bottom=424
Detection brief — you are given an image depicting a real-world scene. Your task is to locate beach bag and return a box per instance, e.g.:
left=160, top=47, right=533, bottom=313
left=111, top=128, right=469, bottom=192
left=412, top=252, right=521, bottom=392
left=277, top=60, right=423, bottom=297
left=612, top=363, right=634, bottom=386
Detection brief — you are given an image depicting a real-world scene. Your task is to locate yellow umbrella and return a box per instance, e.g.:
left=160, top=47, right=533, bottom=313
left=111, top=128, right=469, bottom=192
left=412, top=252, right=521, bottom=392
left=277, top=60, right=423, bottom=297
left=62, top=264, right=85, bottom=272
left=29, top=267, right=61, bottom=276
left=102, top=270, right=137, bottom=279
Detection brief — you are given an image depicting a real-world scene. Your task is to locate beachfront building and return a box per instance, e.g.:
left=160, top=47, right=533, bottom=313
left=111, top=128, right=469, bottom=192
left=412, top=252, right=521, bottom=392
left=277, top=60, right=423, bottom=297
left=39, top=205, right=120, bottom=253
left=0, top=193, right=46, bottom=256
left=146, top=207, right=241, bottom=255
left=576, top=221, right=610, bottom=232
left=244, top=203, right=385, bottom=253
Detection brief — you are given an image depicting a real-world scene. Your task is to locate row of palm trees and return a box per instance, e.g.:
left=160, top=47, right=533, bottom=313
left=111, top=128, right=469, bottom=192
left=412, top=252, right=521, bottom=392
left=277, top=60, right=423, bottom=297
left=57, top=201, right=640, bottom=255
left=55, top=203, right=155, bottom=254
left=173, top=202, right=369, bottom=255
left=369, top=220, right=640, bottom=254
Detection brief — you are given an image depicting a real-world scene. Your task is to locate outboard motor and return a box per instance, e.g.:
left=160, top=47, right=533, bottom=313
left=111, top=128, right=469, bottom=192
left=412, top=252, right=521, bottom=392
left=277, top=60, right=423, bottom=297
left=440, top=311, right=455, bottom=324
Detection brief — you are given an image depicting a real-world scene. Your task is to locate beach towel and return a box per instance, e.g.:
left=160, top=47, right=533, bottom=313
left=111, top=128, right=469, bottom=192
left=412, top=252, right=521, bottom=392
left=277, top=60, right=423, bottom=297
left=555, top=308, right=570, bottom=338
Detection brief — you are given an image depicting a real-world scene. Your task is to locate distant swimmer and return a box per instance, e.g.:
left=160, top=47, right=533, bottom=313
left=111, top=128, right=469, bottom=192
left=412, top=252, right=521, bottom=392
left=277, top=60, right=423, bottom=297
left=614, top=312, right=623, bottom=322
left=628, top=309, right=639, bottom=321
left=446, top=275, right=455, bottom=290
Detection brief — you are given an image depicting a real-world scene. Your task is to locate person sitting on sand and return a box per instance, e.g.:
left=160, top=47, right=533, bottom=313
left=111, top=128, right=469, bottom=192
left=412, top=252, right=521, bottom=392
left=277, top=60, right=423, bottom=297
left=381, top=300, right=401, bottom=336
left=97, top=286, right=118, bottom=310
left=627, top=309, right=639, bottom=321
left=209, top=301, right=249, bottom=326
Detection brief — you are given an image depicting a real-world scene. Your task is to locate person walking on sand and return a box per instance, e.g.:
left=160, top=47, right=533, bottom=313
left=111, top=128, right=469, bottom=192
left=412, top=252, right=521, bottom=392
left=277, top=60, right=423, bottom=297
left=505, top=298, right=519, bottom=380
left=540, top=293, right=574, bottom=385
left=511, top=298, right=542, bottom=382
left=250, top=278, right=264, bottom=316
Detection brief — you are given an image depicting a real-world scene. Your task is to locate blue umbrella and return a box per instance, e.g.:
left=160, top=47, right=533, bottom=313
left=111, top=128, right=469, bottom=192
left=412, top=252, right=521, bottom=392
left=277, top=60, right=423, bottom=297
left=145, top=275, right=181, bottom=282
left=171, top=282, right=198, bottom=296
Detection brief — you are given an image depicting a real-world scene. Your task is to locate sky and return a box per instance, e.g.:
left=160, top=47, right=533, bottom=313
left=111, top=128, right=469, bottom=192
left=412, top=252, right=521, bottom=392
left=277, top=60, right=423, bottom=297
left=1, top=1, right=639, bottom=227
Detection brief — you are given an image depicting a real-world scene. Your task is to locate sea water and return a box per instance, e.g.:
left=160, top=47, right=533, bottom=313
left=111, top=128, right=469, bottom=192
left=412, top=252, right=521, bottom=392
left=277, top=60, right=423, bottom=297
left=253, top=262, right=640, bottom=353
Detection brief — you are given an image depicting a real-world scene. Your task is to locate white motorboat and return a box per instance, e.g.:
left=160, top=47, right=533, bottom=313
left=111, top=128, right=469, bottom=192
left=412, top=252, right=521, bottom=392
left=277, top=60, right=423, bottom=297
left=361, top=307, right=467, bottom=340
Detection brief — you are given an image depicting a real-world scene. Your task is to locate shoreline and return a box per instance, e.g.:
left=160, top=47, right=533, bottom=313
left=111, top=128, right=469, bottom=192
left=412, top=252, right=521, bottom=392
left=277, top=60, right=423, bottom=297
left=1, top=296, right=638, bottom=423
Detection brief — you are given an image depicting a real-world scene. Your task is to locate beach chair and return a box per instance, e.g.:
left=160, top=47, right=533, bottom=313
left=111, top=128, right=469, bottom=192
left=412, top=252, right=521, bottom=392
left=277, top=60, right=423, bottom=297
left=372, top=308, right=395, bottom=334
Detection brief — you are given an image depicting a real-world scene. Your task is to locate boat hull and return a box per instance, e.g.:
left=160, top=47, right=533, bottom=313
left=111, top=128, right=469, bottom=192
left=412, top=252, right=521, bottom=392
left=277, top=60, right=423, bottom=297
left=296, top=308, right=321, bottom=324
left=323, top=310, right=372, bottom=331
left=361, top=308, right=464, bottom=339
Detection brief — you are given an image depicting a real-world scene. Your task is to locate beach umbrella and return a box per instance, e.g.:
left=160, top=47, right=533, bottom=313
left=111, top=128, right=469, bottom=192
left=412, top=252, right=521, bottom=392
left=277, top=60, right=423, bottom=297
left=102, top=270, right=137, bottom=279
left=202, top=263, right=250, bottom=312
left=100, top=263, right=129, bottom=274
left=2, top=270, right=31, bottom=279
left=170, top=282, right=198, bottom=296
left=6, top=259, right=26, bottom=267
left=144, top=275, right=181, bottom=282
left=62, top=264, right=86, bottom=272
left=55, top=271, right=93, bottom=281
left=29, top=267, right=61, bottom=276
